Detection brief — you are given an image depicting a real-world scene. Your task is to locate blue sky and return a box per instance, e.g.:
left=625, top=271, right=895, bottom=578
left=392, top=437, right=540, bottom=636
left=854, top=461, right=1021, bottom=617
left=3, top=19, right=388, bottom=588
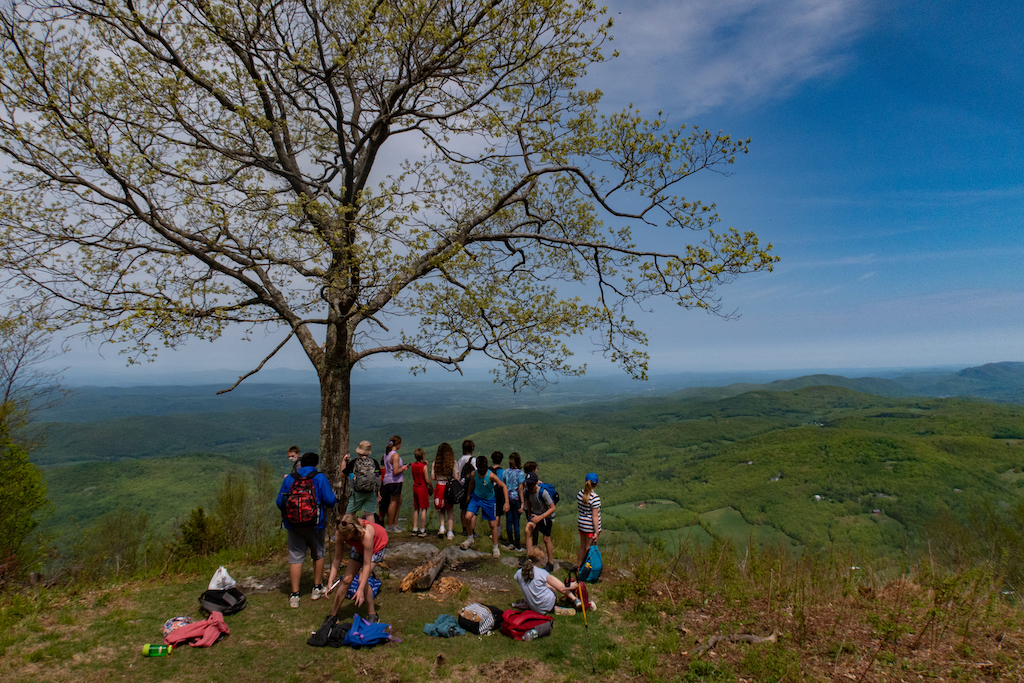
left=57, top=0, right=1023, bottom=383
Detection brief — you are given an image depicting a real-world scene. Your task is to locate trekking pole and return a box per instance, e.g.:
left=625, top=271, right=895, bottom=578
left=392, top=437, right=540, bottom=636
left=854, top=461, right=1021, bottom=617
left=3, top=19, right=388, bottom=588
left=571, top=568, right=596, bottom=674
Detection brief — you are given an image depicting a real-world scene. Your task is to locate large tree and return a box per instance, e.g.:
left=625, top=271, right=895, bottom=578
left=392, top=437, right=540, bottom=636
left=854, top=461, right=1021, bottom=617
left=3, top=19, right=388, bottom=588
left=0, top=0, right=776, bottom=492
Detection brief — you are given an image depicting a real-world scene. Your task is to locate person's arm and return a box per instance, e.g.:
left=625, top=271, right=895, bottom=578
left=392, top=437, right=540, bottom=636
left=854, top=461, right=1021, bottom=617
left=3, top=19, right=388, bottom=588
left=540, top=489, right=556, bottom=520
left=276, top=476, right=291, bottom=509
left=592, top=497, right=601, bottom=538
left=392, top=452, right=408, bottom=474
left=546, top=573, right=579, bottom=601
left=318, top=472, right=337, bottom=508
left=491, top=472, right=509, bottom=513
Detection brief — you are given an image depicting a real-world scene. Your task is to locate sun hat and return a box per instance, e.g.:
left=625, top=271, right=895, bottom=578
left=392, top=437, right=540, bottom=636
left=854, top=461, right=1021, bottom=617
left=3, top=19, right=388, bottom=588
left=585, top=472, right=598, bottom=484
left=356, top=440, right=372, bottom=455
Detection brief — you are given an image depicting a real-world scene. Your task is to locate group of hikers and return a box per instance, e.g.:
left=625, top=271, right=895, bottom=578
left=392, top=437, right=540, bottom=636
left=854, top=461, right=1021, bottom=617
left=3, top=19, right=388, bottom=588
left=275, top=437, right=603, bottom=626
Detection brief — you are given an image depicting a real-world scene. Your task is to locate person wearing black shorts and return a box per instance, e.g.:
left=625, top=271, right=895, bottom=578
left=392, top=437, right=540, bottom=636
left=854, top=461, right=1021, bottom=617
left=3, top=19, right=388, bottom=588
left=523, top=472, right=556, bottom=571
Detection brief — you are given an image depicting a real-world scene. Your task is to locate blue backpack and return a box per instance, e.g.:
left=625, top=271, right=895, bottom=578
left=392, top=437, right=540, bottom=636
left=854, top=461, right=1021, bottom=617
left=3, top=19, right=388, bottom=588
left=343, top=615, right=393, bottom=648
left=539, top=482, right=559, bottom=506
left=578, top=544, right=602, bottom=582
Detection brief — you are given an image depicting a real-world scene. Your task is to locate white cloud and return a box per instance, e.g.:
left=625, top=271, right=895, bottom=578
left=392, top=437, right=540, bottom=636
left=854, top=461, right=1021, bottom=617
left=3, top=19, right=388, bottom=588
left=597, top=0, right=874, bottom=116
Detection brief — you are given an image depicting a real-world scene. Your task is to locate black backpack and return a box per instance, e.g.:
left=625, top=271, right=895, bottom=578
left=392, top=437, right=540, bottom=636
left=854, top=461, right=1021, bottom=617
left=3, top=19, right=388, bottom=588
left=444, top=476, right=464, bottom=506
left=199, top=587, right=247, bottom=615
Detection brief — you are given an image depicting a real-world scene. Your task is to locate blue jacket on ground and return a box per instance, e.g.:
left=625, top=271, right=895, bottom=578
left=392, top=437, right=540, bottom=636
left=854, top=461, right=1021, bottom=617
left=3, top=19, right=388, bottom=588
left=276, top=465, right=336, bottom=530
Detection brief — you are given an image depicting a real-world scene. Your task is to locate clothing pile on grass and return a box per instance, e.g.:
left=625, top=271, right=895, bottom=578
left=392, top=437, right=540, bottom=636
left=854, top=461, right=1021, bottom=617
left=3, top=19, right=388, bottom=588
left=158, top=566, right=246, bottom=651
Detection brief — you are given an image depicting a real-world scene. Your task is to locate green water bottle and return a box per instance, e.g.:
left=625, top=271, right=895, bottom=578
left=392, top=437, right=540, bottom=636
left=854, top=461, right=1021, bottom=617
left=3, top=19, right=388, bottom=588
left=142, top=644, right=173, bottom=656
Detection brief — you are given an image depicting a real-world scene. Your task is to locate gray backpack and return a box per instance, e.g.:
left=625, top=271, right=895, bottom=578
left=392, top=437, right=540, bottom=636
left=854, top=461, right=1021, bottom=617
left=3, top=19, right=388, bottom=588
left=353, top=455, right=379, bottom=493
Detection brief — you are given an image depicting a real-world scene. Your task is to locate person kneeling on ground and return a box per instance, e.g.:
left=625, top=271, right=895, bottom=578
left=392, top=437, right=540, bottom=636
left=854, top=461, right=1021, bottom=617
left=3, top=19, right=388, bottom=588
left=328, top=513, right=389, bottom=623
left=513, top=547, right=582, bottom=616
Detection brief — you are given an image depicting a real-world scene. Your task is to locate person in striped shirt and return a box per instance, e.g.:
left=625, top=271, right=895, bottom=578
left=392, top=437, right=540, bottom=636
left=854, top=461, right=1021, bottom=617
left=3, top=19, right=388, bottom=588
left=576, top=472, right=601, bottom=570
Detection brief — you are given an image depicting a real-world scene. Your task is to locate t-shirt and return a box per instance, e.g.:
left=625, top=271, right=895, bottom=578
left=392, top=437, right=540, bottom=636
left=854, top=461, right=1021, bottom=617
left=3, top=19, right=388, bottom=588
left=411, top=461, right=429, bottom=488
left=456, top=454, right=474, bottom=478
left=347, top=520, right=388, bottom=556
left=525, top=486, right=555, bottom=517
left=503, top=468, right=525, bottom=501
left=576, top=490, right=602, bottom=534
left=474, top=470, right=496, bottom=501
left=514, top=566, right=555, bottom=613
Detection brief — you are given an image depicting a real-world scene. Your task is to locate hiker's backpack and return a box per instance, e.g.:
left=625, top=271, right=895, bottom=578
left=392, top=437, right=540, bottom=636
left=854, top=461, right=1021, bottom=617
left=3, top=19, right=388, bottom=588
left=539, top=481, right=560, bottom=506
left=578, top=544, right=603, bottom=582
left=284, top=472, right=320, bottom=527
left=353, top=455, right=379, bottom=493
left=198, top=587, right=247, bottom=615
left=444, top=476, right=464, bottom=506
left=500, top=609, right=553, bottom=640
left=457, top=603, right=504, bottom=635
left=343, top=615, right=393, bottom=648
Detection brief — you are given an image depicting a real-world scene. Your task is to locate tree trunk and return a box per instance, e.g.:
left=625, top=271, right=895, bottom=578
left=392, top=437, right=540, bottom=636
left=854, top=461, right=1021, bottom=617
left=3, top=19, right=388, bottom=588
left=319, top=355, right=352, bottom=518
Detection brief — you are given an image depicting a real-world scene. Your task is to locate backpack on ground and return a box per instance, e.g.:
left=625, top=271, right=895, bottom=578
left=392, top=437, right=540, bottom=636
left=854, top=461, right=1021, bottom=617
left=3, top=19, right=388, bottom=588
left=284, top=472, right=320, bottom=527
left=457, top=603, right=504, bottom=635
left=539, top=482, right=560, bottom=506
left=353, top=455, right=379, bottom=493
left=343, top=615, right=393, bottom=648
left=578, top=544, right=603, bottom=583
left=500, top=609, right=553, bottom=640
left=198, top=587, right=247, bottom=615
left=308, top=615, right=352, bottom=648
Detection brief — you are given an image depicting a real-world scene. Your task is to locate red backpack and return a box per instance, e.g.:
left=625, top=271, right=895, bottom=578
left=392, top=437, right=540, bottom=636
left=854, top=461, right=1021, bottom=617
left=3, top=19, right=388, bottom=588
left=284, top=473, right=319, bottom=527
left=500, top=609, right=553, bottom=640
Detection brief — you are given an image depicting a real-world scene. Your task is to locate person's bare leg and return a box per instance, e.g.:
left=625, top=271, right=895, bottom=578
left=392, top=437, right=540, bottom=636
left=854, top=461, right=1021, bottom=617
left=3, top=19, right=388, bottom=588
left=330, top=560, right=359, bottom=617
left=290, top=562, right=302, bottom=593
left=544, top=535, right=554, bottom=566
left=313, top=556, right=325, bottom=586
left=525, top=522, right=535, bottom=557
left=365, top=562, right=377, bottom=617
left=490, top=518, right=499, bottom=548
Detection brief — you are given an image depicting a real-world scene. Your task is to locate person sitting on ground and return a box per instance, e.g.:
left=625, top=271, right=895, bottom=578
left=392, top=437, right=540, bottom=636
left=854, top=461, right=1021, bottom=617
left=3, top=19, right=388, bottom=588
left=276, top=451, right=336, bottom=609
left=576, top=472, right=602, bottom=569
left=513, top=546, right=582, bottom=615
left=328, top=513, right=389, bottom=624
left=523, top=470, right=556, bottom=571
left=460, top=455, right=510, bottom=557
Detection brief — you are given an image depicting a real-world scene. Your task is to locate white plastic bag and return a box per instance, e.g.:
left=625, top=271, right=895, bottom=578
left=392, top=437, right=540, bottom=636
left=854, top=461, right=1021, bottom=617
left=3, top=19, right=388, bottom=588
left=208, top=565, right=236, bottom=590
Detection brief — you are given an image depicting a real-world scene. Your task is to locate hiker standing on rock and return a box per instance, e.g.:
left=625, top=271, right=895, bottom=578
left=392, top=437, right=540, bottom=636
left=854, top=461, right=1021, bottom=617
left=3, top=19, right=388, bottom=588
left=410, top=448, right=433, bottom=537
left=432, top=442, right=456, bottom=539
left=276, top=452, right=336, bottom=609
left=513, top=546, right=582, bottom=615
left=329, top=513, right=389, bottom=623
left=503, top=452, right=525, bottom=551
left=523, top=470, right=556, bottom=571
left=576, top=472, right=602, bottom=570
left=381, top=435, right=408, bottom=533
left=460, top=455, right=510, bottom=557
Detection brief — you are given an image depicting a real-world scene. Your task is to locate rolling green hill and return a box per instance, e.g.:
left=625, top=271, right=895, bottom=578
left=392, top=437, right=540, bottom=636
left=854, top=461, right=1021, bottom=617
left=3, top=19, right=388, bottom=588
left=35, top=382, right=1024, bottom=562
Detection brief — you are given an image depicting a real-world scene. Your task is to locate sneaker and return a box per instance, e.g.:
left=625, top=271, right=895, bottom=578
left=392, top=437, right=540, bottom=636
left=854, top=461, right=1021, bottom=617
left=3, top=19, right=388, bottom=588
left=419, top=530, right=428, bottom=538
left=438, top=525, right=446, bottom=537
left=554, top=606, right=576, bottom=616
left=311, top=584, right=325, bottom=601
left=492, top=546, right=501, bottom=558
left=460, top=535, right=475, bottom=550
left=545, top=562, right=554, bottom=572
left=289, top=593, right=300, bottom=609
left=503, top=544, right=515, bottom=551
left=365, top=614, right=379, bottom=624
left=446, top=530, right=455, bottom=540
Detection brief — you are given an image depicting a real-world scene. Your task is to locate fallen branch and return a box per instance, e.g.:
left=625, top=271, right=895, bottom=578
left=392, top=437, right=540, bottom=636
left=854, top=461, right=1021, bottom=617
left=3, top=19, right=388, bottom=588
left=693, top=631, right=777, bottom=656
left=400, top=546, right=459, bottom=592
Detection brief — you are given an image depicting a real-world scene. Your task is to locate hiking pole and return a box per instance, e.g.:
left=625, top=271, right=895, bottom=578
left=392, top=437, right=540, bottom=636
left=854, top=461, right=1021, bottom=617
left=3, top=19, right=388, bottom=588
left=571, top=568, right=596, bottom=674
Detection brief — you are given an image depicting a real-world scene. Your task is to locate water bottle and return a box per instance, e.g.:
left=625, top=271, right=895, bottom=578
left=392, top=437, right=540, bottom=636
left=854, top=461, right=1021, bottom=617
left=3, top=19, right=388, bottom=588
left=142, top=644, right=173, bottom=656
left=522, top=628, right=539, bottom=641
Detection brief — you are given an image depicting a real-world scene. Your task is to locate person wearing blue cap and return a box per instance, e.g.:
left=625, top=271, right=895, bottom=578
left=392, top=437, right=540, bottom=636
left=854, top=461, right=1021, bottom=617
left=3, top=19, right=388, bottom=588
left=576, top=472, right=601, bottom=570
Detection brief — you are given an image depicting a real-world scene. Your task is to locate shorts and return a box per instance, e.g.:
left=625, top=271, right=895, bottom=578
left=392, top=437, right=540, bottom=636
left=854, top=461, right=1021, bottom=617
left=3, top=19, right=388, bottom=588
left=580, top=531, right=598, bottom=539
left=413, top=484, right=430, bottom=510
left=347, top=489, right=377, bottom=515
left=287, top=527, right=326, bottom=564
left=349, top=545, right=387, bottom=564
left=528, top=516, right=553, bottom=538
left=433, top=482, right=448, bottom=509
left=467, top=494, right=497, bottom=521
left=383, top=482, right=403, bottom=500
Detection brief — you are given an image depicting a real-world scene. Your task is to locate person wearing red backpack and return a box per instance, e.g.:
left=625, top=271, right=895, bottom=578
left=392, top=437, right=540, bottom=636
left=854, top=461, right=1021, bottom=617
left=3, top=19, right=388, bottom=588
left=276, top=452, right=336, bottom=609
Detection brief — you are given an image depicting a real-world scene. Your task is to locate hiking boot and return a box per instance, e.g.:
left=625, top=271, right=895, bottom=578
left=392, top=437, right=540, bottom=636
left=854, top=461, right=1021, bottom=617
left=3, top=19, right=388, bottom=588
left=446, top=530, right=455, bottom=540
left=311, top=584, right=325, bottom=601
left=492, top=546, right=500, bottom=558
left=460, top=535, right=475, bottom=550
left=289, top=593, right=300, bottom=608
left=554, top=606, right=576, bottom=616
